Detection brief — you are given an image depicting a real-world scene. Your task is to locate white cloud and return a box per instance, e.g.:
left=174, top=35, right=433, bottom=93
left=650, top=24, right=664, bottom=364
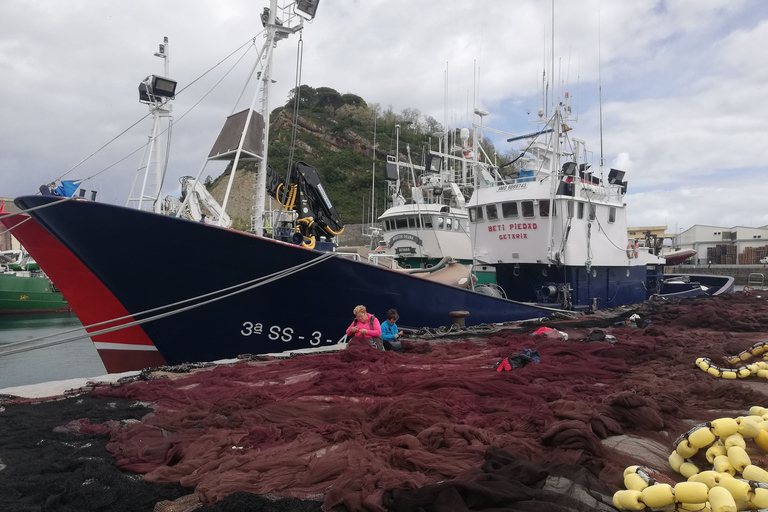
left=0, top=0, right=766, bottom=232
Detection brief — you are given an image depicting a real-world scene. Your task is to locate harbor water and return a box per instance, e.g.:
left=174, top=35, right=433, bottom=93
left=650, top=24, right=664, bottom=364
left=0, top=313, right=106, bottom=389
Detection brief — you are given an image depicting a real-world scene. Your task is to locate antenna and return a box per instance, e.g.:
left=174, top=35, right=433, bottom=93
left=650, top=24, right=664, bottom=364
left=550, top=0, right=555, bottom=115
left=598, top=10, right=605, bottom=175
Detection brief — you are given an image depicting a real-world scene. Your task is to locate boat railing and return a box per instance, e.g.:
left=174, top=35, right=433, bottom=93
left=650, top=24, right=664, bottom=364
left=367, top=253, right=400, bottom=270
left=747, top=273, right=765, bottom=291
left=335, top=252, right=361, bottom=262
left=261, top=209, right=298, bottom=240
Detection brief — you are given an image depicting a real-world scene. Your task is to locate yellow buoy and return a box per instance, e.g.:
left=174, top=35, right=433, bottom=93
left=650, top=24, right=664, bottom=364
left=751, top=487, right=768, bottom=508
left=680, top=461, right=700, bottom=478
left=623, top=465, right=641, bottom=478
left=722, top=434, right=746, bottom=450
left=737, top=417, right=761, bottom=438
left=677, top=439, right=699, bottom=458
left=706, top=444, right=727, bottom=463
left=673, top=481, right=709, bottom=503
left=754, top=430, right=768, bottom=452
left=669, top=450, right=685, bottom=472
left=678, top=502, right=711, bottom=512
left=726, top=445, right=750, bottom=472
left=689, top=471, right=723, bottom=488
left=716, top=477, right=751, bottom=501
left=711, top=418, right=739, bottom=437
left=613, top=489, right=645, bottom=511
left=713, top=454, right=736, bottom=476
left=708, top=486, right=737, bottom=512
left=640, top=483, right=675, bottom=508
left=689, top=426, right=716, bottom=448
left=743, top=464, right=768, bottom=484
left=624, top=472, right=648, bottom=492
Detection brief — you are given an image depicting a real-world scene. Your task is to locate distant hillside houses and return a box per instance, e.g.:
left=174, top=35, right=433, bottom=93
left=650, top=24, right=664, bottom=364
left=629, top=224, right=768, bottom=265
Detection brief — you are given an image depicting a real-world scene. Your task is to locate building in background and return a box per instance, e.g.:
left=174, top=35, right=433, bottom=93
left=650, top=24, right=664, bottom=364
left=675, top=225, right=768, bottom=265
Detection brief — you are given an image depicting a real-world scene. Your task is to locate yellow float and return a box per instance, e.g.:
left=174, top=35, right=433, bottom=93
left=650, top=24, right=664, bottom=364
left=613, top=408, right=768, bottom=511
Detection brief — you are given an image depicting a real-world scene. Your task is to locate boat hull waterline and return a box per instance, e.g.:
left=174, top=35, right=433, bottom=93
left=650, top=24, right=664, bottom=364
left=16, top=196, right=555, bottom=366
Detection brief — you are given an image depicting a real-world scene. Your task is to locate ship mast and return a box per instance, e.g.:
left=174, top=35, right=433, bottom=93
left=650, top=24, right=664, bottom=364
left=248, top=0, right=316, bottom=233
left=128, top=36, right=176, bottom=213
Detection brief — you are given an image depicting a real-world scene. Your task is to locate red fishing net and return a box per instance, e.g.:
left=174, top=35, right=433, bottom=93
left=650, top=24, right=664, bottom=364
left=3, top=293, right=768, bottom=511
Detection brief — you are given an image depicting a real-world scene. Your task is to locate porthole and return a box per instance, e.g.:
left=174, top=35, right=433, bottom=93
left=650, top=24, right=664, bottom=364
left=592, top=269, right=597, bottom=278
left=626, top=269, right=630, bottom=277
left=542, top=268, right=548, bottom=277
left=513, top=268, right=520, bottom=277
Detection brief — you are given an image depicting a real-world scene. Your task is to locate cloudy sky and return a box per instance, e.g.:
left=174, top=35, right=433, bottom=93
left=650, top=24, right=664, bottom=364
left=1, top=0, right=766, bottom=233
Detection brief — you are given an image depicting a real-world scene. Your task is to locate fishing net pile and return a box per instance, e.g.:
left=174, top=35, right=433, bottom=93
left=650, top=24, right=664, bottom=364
left=2, top=292, right=768, bottom=511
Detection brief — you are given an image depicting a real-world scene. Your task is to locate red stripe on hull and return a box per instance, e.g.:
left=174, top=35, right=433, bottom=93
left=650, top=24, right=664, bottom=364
left=96, top=349, right=168, bottom=374
left=0, top=214, right=166, bottom=373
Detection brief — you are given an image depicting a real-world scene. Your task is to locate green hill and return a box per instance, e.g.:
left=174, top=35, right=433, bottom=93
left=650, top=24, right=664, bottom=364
left=207, top=85, right=508, bottom=231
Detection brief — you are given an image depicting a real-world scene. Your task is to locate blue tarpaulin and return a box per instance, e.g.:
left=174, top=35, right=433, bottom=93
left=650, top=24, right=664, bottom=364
left=53, top=180, right=82, bottom=197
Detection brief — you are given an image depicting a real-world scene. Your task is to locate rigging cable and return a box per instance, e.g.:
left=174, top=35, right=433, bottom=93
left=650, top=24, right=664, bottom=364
left=283, top=32, right=305, bottom=205
left=53, top=33, right=263, bottom=185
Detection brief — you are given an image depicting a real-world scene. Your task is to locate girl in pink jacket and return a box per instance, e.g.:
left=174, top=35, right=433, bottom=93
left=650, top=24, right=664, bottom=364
left=346, top=304, right=383, bottom=350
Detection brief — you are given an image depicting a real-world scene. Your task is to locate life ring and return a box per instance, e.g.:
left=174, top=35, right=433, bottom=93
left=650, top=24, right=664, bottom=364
left=633, top=242, right=639, bottom=259
left=626, top=243, right=634, bottom=259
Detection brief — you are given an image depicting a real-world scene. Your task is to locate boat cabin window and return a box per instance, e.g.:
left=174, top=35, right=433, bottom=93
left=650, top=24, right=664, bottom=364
left=468, top=207, right=483, bottom=222
left=486, top=204, right=499, bottom=221
left=577, top=202, right=584, bottom=219
left=502, top=201, right=518, bottom=219
left=539, top=200, right=556, bottom=217
left=437, top=216, right=445, bottom=229
left=609, top=207, right=616, bottom=223
left=522, top=201, right=535, bottom=218
left=422, top=215, right=433, bottom=228
left=396, top=217, right=408, bottom=229
left=588, top=204, right=596, bottom=221
left=567, top=200, right=574, bottom=218
left=455, top=219, right=462, bottom=231
left=408, top=217, right=416, bottom=228
left=446, top=217, right=453, bottom=230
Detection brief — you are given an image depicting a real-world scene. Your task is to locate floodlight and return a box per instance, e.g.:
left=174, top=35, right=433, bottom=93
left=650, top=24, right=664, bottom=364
left=295, top=0, right=320, bottom=19
left=138, top=74, right=177, bottom=103
left=151, top=76, right=177, bottom=98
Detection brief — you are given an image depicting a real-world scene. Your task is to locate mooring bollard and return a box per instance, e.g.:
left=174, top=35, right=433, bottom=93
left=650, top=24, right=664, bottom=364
left=449, top=310, right=470, bottom=328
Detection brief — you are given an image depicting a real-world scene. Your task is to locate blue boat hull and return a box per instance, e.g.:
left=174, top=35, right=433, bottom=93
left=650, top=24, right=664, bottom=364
left=16, top=196, right=550, bottom=366
left=496, top=263, right=657, bottom=309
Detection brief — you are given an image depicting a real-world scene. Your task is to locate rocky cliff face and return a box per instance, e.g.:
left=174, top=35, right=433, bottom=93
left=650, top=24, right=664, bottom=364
left=199, top=86, right=445, bottom=228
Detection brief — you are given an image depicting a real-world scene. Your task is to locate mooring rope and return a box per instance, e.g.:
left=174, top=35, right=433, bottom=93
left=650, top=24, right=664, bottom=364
left=0, top=251, right=337, bottom=358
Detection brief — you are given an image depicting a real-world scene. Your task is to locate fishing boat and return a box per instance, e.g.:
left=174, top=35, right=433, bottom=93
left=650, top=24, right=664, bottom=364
left=662, top=248, right=697, bottom=265
left=0, top=205, right=70, bottom=315
left=11, top=0, right=731, bottom=370
left=378, top=131, right=474, bottom=269
left=0, top=264, right=70, bottom=315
